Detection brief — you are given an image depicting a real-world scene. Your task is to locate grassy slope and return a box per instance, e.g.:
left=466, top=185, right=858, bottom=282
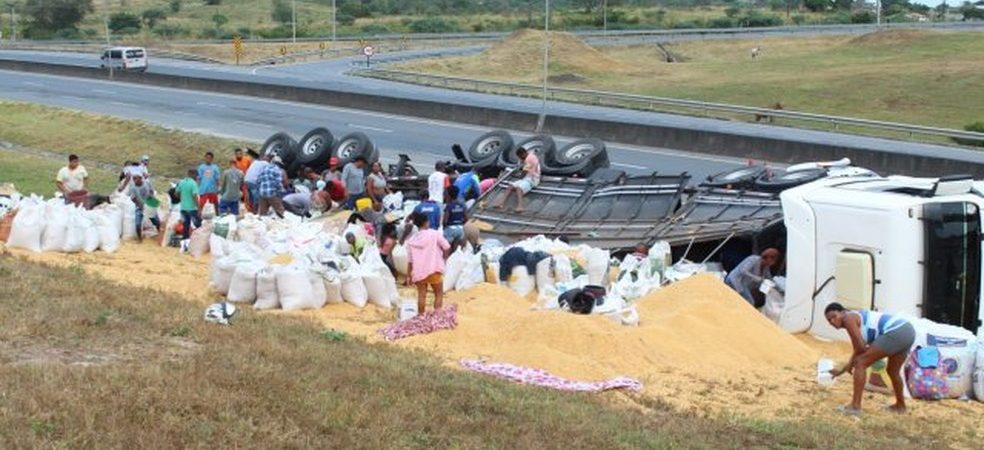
left=397, top=30, right=984, bottom=129
left=0, top=101, right=247, bottom=183
left=0, top=151, right=118, bottom=196
left=0, top=255, right=825, bottom=448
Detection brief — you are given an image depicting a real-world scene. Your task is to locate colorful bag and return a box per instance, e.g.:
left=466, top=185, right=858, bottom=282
left=905, top=346, right=949, bottom=400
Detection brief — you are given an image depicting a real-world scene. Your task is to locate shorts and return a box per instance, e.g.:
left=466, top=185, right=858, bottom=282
left=443, top=224, right=464, bottom=243
left=218, top=200, right=240, bottom=216
left=872, top=322, right=916, bottom=355
left=198, top=193, right=219, bottom=209
left=512, top=177, right=536, bottom=194
left=417, top=272, right=443, bottom=286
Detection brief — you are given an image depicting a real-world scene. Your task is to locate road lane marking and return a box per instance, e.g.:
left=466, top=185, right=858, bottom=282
left=22, top=81, right=43, bottom=87
left=196, top=101, right=227, bottom=108
left=346, top=123, right=393, bottom=133
left=233, top=120, right=274, bottom=129
left=92, top=89, right=115, bottom=95
left=611, top=162, right=648, bottom=170
left=109, top=101, right=136, bottom=107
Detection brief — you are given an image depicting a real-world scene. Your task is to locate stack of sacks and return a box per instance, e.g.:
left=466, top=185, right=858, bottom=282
left=206, top=213, right=400, bottom=312
left=3, top=195, right=126, bottom=254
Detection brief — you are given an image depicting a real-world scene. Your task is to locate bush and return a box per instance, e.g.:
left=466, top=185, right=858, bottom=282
left=708, top=16, right=737, bottom=28
left=851, top=11, right=877, bottom=23
left=141, top=8, right=168, bottom=29
left=169, top=0, right=181, bottom=13
left=108, top=12, right=142, bottom=34
left=361, top=23, right=389, bottom=35
left=739, top=12, right=783, bottom=27
left=953, top=122, right=984, bottom=147
left=204, top=0, right=222, bottom=5
left=212, top=14, right=228, bottom=28
left=408, top=17, right=460, bottom=33
left=791, top=14, right=807, bottom=24
left=336, top=14, right=356, bottom=26
left=53, top=28, right=84, bottom=39
left=670, top=20, right=701, bottom=29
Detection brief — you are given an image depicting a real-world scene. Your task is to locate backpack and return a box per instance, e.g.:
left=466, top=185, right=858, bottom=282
left=905, top=346, right=949, bottom=400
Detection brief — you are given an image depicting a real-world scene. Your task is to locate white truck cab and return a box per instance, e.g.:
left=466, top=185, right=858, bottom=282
left=100, top=47, right=148, bottom=72
left=778, top=174, right=983, bottom=340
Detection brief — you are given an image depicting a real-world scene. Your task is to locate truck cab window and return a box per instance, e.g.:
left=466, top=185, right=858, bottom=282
left=923, top=202, right=981, bottom=334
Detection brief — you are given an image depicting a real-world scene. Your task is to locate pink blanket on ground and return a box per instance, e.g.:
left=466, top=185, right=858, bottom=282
left=459, top=359, right=643, bottom=392
left=379, top=304, right=458, bottom=341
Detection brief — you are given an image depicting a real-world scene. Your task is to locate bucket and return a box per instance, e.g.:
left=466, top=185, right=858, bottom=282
left=398, top=300, right=418, bottom=321
left=355, top=197, right=373, bottom=211
left=817, top=358, right=836, bottom=387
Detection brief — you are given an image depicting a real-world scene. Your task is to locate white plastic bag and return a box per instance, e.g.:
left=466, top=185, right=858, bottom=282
left=61, top=207, right=90, bottom=253
left=392, top=244, right=409, bottom=276
left=111, top=194, right=138, bottom=241
left=6, top=200, right=44, bottom=252
left=443, top=248, right=468, bottom=292
left=454, top=254, right=485, bottom=291
left=323, top=272, right=343, bottom=305
left=363, top=271, right=393, bottom=308
left=83, top=223, right=101, bottom=253
left=648, top=240, right=672, bottom=278
left=341, top=272, right=369, bottom=307
left=94, top=212, right=121, bottom=254
left=912, top=318, right=977, bottom=399
left=254, top=268, right=279, bottom=310
left=188, top=221, right=213, bottom=258
left=228, top=262, right=263, bottom=303
left=535, top=257, right=556, bottom=292
left=382, top=192, right=403, bottom=212
left=209, top=234, right=227, bottom=258
left=41, top=202, right=69, bottom=252
left=553, top=254, right=573, bottom=283
left=211, top=257, right=238, bottom=295
left=509, top=266, right=535, bottom=297
left=276, top=265, right=312, bottom=310
left=583, top=247, right=610, bottom=286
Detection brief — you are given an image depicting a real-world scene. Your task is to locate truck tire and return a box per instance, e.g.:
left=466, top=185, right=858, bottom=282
left=296, top=127, right=334, bottom=167
left=261, top=132, right=298, bottom=166
left=754, top=168, right=827, bottom=193
left=555, top=139, right=606, bottom=166
left=514, top=134, right=558, bottom=166
left=469, top=130, right=512, bottom=163
left=333, top=132, right=375, bottom=166
left=702, top=166, right=767, bottom=189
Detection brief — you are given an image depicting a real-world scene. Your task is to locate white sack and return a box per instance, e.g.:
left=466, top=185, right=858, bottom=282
left=253, top=268, right=280, bottom=310
left=341, top=272, right=369, bottom=307
left=392, top=244, right=409, bottom=276
left=6, top=200, right=43, bottom=252
left=363, top=271, right=393, bottom=308
left=40, top=202, right=69, bottom=252
left=509, top=265, right=535, bottom=297
left=454, top=253, right=485, bottom=291
left=443, top=248, right=468, bottom=292
left=228, top=262, right=263, bottom=303
left=277, top=265, right=318, bottom=311
left=323, top=272, right=343, bottom=305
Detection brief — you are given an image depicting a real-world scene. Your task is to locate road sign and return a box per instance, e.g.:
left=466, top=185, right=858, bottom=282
left=362, top=45, right=374, bottom=68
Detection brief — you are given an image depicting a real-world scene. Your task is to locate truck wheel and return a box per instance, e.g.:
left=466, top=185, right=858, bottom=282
left=753, top=168, right=827, bottom=192
left=469, top=130, right=512, bottom=163
left=261, top=132, right=298, bottom=166
left=296, top=127, right=334, bottom=166
left=702, top=166, right=767, bottom=189
left=555, top=139, right=606, bottom=165
left=334, top=132, right=374, bottom=166
left=515, top=134, right=557, bottom=165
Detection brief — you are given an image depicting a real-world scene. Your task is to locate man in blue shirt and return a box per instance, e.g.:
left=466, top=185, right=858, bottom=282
left=453, top=170, right=481, bottom=201
left=412, top=190, right=442, bottom=230
left=197, top=152, right=221, bottom=210
left=443, top=185, right=468, bottom=244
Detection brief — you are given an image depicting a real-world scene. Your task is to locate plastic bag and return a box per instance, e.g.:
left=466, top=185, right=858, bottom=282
left=341, top=272, right=369, bottom=307
left=6, top=199, right=44, bottom=252
left=254, top=268, right=279, bottom=310
left=509, top=266, right=535, bottom=297
left=323, top=272, right=343, bottom=305
left=363, top=271, right=393, bottom=309
left=454, top=254, right=485, bottom=291
left=40, top=201, right=69, bottom=252
left=94, top=211, right=121, bottom=254
left=382, top=192, right=403, bottom=212
left=443, top=248, right=469, bottom=292
left=392, top=244, right=409, bottom=276
left=209, top=234, right=227, bottom=258
left=61, top=207, right=89, bottom=253
left=228, top=262, right=263, bottom=303
left=188, top=221, right=214, bottom=258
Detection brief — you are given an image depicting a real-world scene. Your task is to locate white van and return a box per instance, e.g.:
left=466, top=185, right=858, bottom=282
left=100, top=47, right=148, bottom=72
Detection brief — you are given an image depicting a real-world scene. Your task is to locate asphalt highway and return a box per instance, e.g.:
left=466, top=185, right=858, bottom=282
left=0, top=69, right=745, bottom=180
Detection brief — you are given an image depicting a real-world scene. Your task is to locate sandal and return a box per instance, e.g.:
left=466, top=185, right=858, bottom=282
left=836, top=405, right=862, bottom=417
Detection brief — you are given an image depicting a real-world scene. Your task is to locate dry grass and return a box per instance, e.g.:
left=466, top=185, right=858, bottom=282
left=0, top=101, right=248, bottom=182
left=396, top=29, right=984, bottom=130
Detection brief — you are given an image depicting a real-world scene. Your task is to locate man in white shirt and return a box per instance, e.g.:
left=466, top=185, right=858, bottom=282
left=56, top=154, right=88, bottom=199
left=428, top=161, right=449, bottom=206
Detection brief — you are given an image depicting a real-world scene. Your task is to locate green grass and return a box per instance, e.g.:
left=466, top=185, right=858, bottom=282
left=0, top=101, right=247, bottom=185
left=0, top=151, right=118, bottom=197
left=396, top=30, right=984, bottom=131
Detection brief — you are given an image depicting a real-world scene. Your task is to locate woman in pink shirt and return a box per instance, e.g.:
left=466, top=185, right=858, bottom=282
left=405, top=213, right=451, bottom=313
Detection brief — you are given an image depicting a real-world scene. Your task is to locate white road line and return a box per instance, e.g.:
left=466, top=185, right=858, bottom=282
left=196, top=101, right=227, bottom=108
left=233, top=120, right=274, bottom=128
left=346, top=123, right=393, bottom=133
left=109, top=101, right=135, bottom=107
left=22, top=81, right=43, bottom=87
left=92, top=89, right=115, bottom=95
left=611, top=162, right=648, bottom=170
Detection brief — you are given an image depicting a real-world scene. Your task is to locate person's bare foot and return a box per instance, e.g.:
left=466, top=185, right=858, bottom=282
left=514, top=207, right=525, bottom=213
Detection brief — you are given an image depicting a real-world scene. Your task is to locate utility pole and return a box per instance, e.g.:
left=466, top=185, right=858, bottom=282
left=4, top=2, right=14, bottom=41
left=105, top=16, right=114, bottom=79
left=537, top=0, right=550, bottom=133
left=331, top=0, right=336, bottom=45
left=877, top=0, right=882, bottom=25
left=603, top=0, right=607, bottom=35
left=291, top=0, right=296, bottom=43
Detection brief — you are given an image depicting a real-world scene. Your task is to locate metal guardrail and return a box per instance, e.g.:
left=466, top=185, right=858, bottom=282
left=360, top=68, right=984, bottom=145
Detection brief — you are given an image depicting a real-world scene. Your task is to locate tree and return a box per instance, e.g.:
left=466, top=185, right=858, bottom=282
left=271, top=0, right=292, bottom=25
left=24, top=0, right=94, bottom=34
left=204, top=0, right=222, bottom=5
left=211, top=13, right=228, bottom=28
left=141, top=8, right=167, bottom=29
left=961, top=2, right=984, bottom=19
left=108, top=11, right=141, bottom=33
left=169, top=0, right=182, bottom=13
left=803, top=0, right=832, bottom=12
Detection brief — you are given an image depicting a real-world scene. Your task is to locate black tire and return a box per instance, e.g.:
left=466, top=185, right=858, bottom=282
left=702, top=166, right=767, bottom=189
left=367, top=146, right=380, bottom=165
left=514, top=134, right=558, bottom=166
left=333, top=132, right=375, bottom=166
left=555, top=139, right=606, bottom=165
left=468, top=130, right=512, bottom=163
left=296, top=127, right=334, bottom=167
left=261, top=132, right=298, bottom=166
left=753, top=168, right=827, bottom=193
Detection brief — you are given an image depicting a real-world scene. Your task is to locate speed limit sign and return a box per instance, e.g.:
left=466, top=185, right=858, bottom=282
left=362, top=45, right=374, bottom=68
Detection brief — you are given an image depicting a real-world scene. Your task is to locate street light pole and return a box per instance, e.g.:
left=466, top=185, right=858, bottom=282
left=331, top=0, right=336, bottom=45
left=536, top=0, right=550, bottom=132
left=291, top=0, right=297, bottom=43
left=877, top=0, right=882, bottom=25
left=603, top=0, right=607, bottom=35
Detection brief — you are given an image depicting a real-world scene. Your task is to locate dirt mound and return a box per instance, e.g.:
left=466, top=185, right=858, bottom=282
left=481, top=28, right=633, bottom=75
left=848, top=29, right=935, bottom=46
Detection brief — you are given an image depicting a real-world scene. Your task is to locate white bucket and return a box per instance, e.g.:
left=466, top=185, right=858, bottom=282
left=398, top=300, right=418, bottom=321
left=817, top=358, right=836, bottom=387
